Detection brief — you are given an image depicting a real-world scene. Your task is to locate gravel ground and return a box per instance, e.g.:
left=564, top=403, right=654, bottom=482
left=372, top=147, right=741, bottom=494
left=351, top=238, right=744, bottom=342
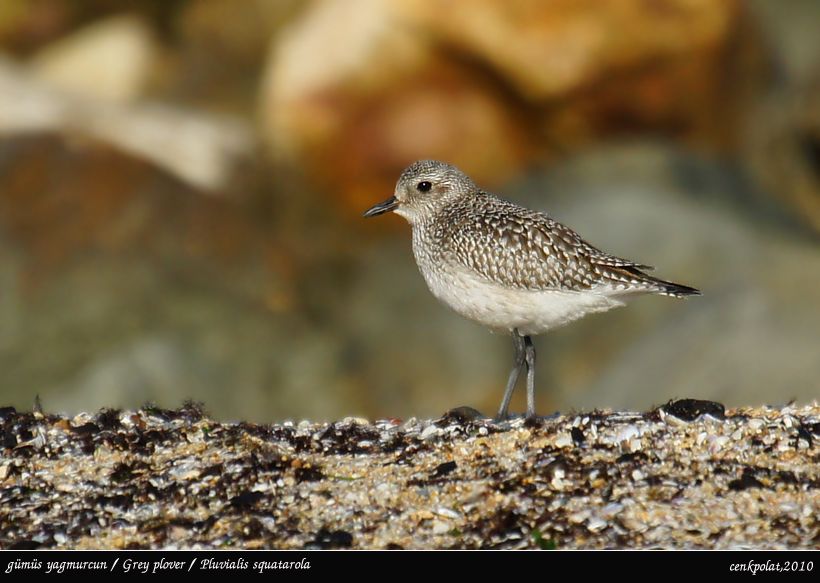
left=0, top=400, right=817, bottom=549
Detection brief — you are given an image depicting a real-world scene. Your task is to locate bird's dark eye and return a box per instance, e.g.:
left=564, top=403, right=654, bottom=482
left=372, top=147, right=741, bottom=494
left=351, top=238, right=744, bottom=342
left=416, top=181, right=432, bottom=192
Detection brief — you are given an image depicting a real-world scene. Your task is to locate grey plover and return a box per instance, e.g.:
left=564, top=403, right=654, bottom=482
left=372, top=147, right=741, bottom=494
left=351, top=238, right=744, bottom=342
left=364, top=160, right=700, bottom=420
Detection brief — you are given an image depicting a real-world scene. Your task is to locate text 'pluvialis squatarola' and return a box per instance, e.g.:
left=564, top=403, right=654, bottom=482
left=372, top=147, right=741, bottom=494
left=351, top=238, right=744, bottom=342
left=365, top=160, right=700, bottom=420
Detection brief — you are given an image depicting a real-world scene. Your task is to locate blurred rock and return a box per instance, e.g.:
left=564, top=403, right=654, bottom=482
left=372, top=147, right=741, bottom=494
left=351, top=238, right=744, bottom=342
left=749, top=0, right=820, bottom=84
left=30, top=14, right=158, bottom=102
left=0, top=0, right=74, bottom=55
left=0, top=57, right=253, bottom=192
left=172, top=0, right=304, bottom=113
left=738, top=0, right=820, bottom=233
left=260, top=0, right=761, bottom=211
left=741, top=83, right=820, bottom=233
left=395, top=0, right=738, bottom=102
left=0, top=133, right=280, bottom=289
left=0, top=2, right=180, bottom=57
left=0, top=132, right=336, bottom=422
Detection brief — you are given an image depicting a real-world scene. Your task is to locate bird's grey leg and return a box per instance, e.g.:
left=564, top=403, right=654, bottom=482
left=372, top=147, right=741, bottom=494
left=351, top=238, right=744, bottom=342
left=523, top=335, right=537, bottom=419
left=496, top=330, right=526, bottom=420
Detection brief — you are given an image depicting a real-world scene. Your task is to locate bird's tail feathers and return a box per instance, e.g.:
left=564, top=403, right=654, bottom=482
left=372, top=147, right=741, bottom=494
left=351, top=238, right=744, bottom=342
left=606, top=265, right=701, bottom=298
left=645, top=275, right=701, bottom=298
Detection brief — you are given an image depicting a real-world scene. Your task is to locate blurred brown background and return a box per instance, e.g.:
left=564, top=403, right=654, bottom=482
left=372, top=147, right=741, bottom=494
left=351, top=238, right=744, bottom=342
left=0, top=0, right=817, bottom=422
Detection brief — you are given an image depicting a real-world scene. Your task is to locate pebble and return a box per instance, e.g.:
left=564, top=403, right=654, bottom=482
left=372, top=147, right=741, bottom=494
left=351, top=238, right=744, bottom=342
left=435, top=506, right=460, bottom=519
left=71, top=412, right=93, bottom=426
left=420, top=425, right=441, bottom=440
left=601, top=503, right=624, bottom=518
left=624, top=438, right=642, bottom=453
left=431, top=520, right=450, bottom=535
left=615, top=425, right=641, bottom=444
left=402, top=417, right=419, bottom=431
left=747, top=419, right=765, bottom=430
left=708, top=435, right=730, bottom=454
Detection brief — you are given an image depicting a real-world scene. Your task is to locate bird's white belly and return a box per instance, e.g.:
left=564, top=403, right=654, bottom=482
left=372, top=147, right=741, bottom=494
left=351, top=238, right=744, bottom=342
left=420, top=262, right=624, bottom=336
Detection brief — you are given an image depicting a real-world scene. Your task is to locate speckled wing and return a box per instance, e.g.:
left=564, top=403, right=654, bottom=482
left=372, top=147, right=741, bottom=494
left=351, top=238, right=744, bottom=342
left=443, top=193, right=671, bottom=295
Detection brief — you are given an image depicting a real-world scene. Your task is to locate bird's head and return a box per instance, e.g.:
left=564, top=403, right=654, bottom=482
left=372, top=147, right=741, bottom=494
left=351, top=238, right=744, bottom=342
left=364, top=160, right=476, bottom=224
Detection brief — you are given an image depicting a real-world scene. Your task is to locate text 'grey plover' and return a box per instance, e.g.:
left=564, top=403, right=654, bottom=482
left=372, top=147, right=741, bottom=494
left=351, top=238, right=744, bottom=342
left=365, top=160, right=700, bottom=420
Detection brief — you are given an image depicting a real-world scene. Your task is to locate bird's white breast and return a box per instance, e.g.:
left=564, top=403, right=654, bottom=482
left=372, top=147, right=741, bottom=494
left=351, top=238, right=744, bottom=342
left=416, top=256, right=624, bottom=336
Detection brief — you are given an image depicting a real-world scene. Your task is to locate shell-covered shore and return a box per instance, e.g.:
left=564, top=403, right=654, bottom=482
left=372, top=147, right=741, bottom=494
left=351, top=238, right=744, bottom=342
left=0, top=400, right=817, bottom=549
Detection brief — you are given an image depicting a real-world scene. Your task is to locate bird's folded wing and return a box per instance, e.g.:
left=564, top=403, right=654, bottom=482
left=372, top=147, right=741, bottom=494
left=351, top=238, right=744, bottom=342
left=447, top=203, right=654, bottom=293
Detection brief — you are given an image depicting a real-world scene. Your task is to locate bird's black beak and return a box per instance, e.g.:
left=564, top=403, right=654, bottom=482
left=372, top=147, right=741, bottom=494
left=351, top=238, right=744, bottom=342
left=363, top=196, right=398, bottom=218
